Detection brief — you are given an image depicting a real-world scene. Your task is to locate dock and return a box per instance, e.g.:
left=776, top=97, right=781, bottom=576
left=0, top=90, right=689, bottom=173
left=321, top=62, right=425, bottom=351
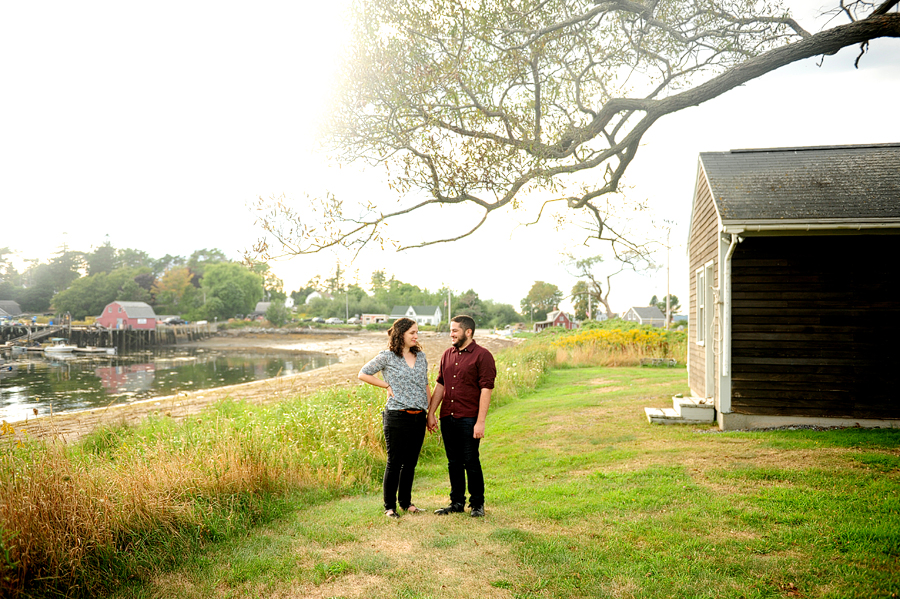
left=0, top=322, right=217, bottom=353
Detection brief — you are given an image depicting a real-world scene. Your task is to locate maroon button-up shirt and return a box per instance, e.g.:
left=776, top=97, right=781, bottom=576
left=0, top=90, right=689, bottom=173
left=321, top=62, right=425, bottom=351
left=436, top=340, right=496, bottom=419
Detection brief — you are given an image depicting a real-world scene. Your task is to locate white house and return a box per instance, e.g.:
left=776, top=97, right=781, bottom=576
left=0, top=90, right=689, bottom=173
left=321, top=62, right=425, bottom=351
left=389, top=305, right=443, bottom=326
left=622, top=306, right=666, bottom=327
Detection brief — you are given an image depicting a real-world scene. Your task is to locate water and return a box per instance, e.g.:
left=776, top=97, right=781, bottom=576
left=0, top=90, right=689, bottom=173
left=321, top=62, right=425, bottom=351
left=0, top=347, right=338, bottom=422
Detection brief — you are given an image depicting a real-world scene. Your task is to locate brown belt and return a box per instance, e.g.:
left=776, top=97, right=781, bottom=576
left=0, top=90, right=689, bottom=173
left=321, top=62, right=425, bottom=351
left=403, top=410, right=424, bottom=414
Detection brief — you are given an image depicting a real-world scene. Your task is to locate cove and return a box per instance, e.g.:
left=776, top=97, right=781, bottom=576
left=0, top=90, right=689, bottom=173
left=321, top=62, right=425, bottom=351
left=0, top=347, right=338, bottom=422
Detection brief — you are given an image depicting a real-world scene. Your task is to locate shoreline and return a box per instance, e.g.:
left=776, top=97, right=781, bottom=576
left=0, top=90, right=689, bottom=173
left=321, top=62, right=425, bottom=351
left=14, top=329, right=517, bottom=443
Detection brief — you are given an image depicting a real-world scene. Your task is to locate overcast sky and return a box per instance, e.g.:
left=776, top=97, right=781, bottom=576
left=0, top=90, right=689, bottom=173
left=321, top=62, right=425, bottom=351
left=2, top=1, right=898, bottom=316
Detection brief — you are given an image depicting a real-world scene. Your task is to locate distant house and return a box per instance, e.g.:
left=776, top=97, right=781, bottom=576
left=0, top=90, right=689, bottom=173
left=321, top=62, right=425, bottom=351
left=250, top=302, right=271, bottom=320
left=685, top=142, right=900, bottom=430
left=533, top=309, right=575, bottom=333
left=0, top=301, right=23, bottom=318
left=362, top=313, right=390, bottom=326
left=623, top=306, right=666, bottom=327
left=96, top=301, right=157, bottom=330
left=389, top=305, right=443, bottom=326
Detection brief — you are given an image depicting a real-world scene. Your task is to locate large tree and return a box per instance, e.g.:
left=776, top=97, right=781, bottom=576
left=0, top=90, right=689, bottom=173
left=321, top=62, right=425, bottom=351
left=52, top=268, right=152, bottom=320
left=198, top=262, right=265, bottom=320
left=152, top=267, right=198, bottom=315
left=87, top=239, right=117, bottom=276
left=567, top=253, right=654, bottom=318
left=252, top=0, right=899, bottom=258
left=521, top=281, right=563, bottom=322
left=571, top=280, right=591, bottom=321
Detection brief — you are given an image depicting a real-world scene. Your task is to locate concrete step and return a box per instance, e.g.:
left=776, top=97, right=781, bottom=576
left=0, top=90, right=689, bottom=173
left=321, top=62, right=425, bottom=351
left=673, top=396, right=716, bottom=421
left=644, top=407, right=681, bottom=424
left=645, top=395, right=716, bottom=425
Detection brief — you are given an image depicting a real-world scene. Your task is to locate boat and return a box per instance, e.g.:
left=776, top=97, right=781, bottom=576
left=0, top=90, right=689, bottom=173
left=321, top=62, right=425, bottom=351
left=73, top=346, right=117, bottom=355
left=44, top=338, right=77, bottom=355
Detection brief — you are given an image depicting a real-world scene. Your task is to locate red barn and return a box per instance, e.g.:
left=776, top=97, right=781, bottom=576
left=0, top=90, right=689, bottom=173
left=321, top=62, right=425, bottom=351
left=533, top=309, right=575, bottom=333
left=96, top=301, right=158, bottom=330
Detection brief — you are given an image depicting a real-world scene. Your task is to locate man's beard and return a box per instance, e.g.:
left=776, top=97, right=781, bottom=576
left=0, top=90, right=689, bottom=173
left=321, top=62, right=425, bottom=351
left=453, top=331, right=470, bottom=349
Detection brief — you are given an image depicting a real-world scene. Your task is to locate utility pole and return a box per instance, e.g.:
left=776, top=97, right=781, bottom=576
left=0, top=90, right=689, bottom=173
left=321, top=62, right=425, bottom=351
left=665, top=227, right=671, bottom=330
left=447, top=288, right=452, bottom=323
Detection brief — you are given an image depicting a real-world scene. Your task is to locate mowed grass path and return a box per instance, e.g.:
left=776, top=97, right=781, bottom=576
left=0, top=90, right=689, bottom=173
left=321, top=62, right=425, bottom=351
left=116, top=367, right=899, bottom=599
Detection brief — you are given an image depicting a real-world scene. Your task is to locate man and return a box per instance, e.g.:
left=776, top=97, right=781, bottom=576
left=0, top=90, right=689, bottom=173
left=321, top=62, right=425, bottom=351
left=427, top=315, right=496, bottom=517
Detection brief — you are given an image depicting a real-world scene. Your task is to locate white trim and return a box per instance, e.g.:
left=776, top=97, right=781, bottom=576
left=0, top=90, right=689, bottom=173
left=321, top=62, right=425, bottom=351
left=722, top=234, right=742, bottom=378
left=695, top=267, right=706, bottom=347
left=722, top=221, right=900, bottom=235
left=717, top=233, right=740, bottom=416
left=703, top=260, right=716, bottom=400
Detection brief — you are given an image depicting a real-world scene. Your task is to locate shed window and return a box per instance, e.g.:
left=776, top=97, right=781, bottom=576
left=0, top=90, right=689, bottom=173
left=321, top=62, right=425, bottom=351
left=696, top=268, right=706, bottom=346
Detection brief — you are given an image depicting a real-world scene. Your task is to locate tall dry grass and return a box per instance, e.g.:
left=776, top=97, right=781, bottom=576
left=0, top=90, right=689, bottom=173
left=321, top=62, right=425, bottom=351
left=0, top=384, right=392, bottom=597
left=549, top=324, right=687, bottom=367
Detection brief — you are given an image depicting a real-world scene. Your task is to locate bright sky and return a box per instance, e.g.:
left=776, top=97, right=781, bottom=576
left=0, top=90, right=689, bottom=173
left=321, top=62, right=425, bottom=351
left=2, top=1, right=898, bottom=317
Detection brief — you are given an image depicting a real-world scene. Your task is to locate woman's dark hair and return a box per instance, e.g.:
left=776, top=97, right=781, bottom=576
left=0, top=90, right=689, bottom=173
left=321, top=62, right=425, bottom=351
left=388, top=317, right=421, bottom=357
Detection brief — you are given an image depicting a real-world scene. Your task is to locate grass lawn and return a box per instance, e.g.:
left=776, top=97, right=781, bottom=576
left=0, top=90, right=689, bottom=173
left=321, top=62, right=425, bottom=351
left=113, top=366, right=899, bottom=599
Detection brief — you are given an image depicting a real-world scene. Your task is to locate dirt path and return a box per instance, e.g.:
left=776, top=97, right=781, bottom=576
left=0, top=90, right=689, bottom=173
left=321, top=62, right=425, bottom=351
left=15, top=330, right=517, bottom=444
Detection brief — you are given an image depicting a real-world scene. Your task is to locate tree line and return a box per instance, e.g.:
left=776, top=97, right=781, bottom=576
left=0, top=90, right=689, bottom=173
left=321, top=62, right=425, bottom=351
left=0, top=243, right=525, bottom=327
left=0, top=241, right=678, bottom=326
left=287, top=268, right=521, bottom=328
left=0, top=242, right=270, bottom=322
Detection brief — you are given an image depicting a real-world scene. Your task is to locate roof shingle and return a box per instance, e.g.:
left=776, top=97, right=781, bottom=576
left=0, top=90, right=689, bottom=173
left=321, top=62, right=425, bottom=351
left=699, top=143, right=900, bottom=223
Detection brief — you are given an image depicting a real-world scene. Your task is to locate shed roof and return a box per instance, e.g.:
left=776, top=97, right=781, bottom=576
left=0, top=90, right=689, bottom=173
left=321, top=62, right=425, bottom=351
left=114, top=301, right=157, bottom=319
left=699, top=143, right=900, bottom=224
left=0, top=301, right=23, bottom=316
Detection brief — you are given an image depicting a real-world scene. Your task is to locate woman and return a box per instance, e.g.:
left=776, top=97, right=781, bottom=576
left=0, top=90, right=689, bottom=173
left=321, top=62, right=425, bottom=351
left=358, top=317, right=432, bottom=518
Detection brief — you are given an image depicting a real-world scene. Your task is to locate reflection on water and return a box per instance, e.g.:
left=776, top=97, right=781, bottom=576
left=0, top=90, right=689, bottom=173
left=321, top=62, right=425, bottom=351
left=0, top=347, right=337, bottom=422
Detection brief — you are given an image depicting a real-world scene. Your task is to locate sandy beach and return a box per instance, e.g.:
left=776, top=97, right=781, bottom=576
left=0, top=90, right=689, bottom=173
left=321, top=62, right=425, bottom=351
left=14, top=329, right=518, bottom=443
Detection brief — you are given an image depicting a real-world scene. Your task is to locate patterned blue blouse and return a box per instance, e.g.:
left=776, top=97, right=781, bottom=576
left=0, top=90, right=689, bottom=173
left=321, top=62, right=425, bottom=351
left=360, top=350, right=429, bottom=411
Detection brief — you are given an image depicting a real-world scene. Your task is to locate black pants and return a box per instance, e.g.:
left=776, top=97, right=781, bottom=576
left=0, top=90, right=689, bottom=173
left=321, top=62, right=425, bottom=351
left=382, top=410, right=427, bottom=511
left=440, top=416, right=484, bottom=508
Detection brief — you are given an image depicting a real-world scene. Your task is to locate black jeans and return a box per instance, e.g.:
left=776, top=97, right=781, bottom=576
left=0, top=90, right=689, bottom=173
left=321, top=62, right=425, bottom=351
left=382, top=410, right=427, bottom=512
left=440, top=416, right=484, bottom=508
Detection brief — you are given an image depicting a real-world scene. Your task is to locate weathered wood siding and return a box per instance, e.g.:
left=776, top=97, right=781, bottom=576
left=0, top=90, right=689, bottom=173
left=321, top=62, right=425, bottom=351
left=688, top=167, right=719, bottom=397
left=731, top=235, right=900, bottom=419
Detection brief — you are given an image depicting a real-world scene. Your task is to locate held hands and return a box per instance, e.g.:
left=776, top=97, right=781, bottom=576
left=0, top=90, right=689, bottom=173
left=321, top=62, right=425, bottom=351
left=426, top=413, right=438, bottom=432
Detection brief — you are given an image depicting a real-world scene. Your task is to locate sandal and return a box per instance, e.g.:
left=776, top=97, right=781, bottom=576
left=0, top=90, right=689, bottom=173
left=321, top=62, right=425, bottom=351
left=404, top=504, right=424, bottom=514
left=385, top=509, right=400, bottom=519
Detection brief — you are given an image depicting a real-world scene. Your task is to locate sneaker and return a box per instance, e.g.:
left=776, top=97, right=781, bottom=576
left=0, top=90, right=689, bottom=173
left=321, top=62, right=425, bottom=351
left=470, top=505, right=485, bottom=518
left=434, top=503, right=465, bottom=515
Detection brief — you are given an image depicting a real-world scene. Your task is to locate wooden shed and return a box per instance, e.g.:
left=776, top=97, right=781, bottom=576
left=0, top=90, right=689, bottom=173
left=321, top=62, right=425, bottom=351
left=686, top=143, right=900, bottom=430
